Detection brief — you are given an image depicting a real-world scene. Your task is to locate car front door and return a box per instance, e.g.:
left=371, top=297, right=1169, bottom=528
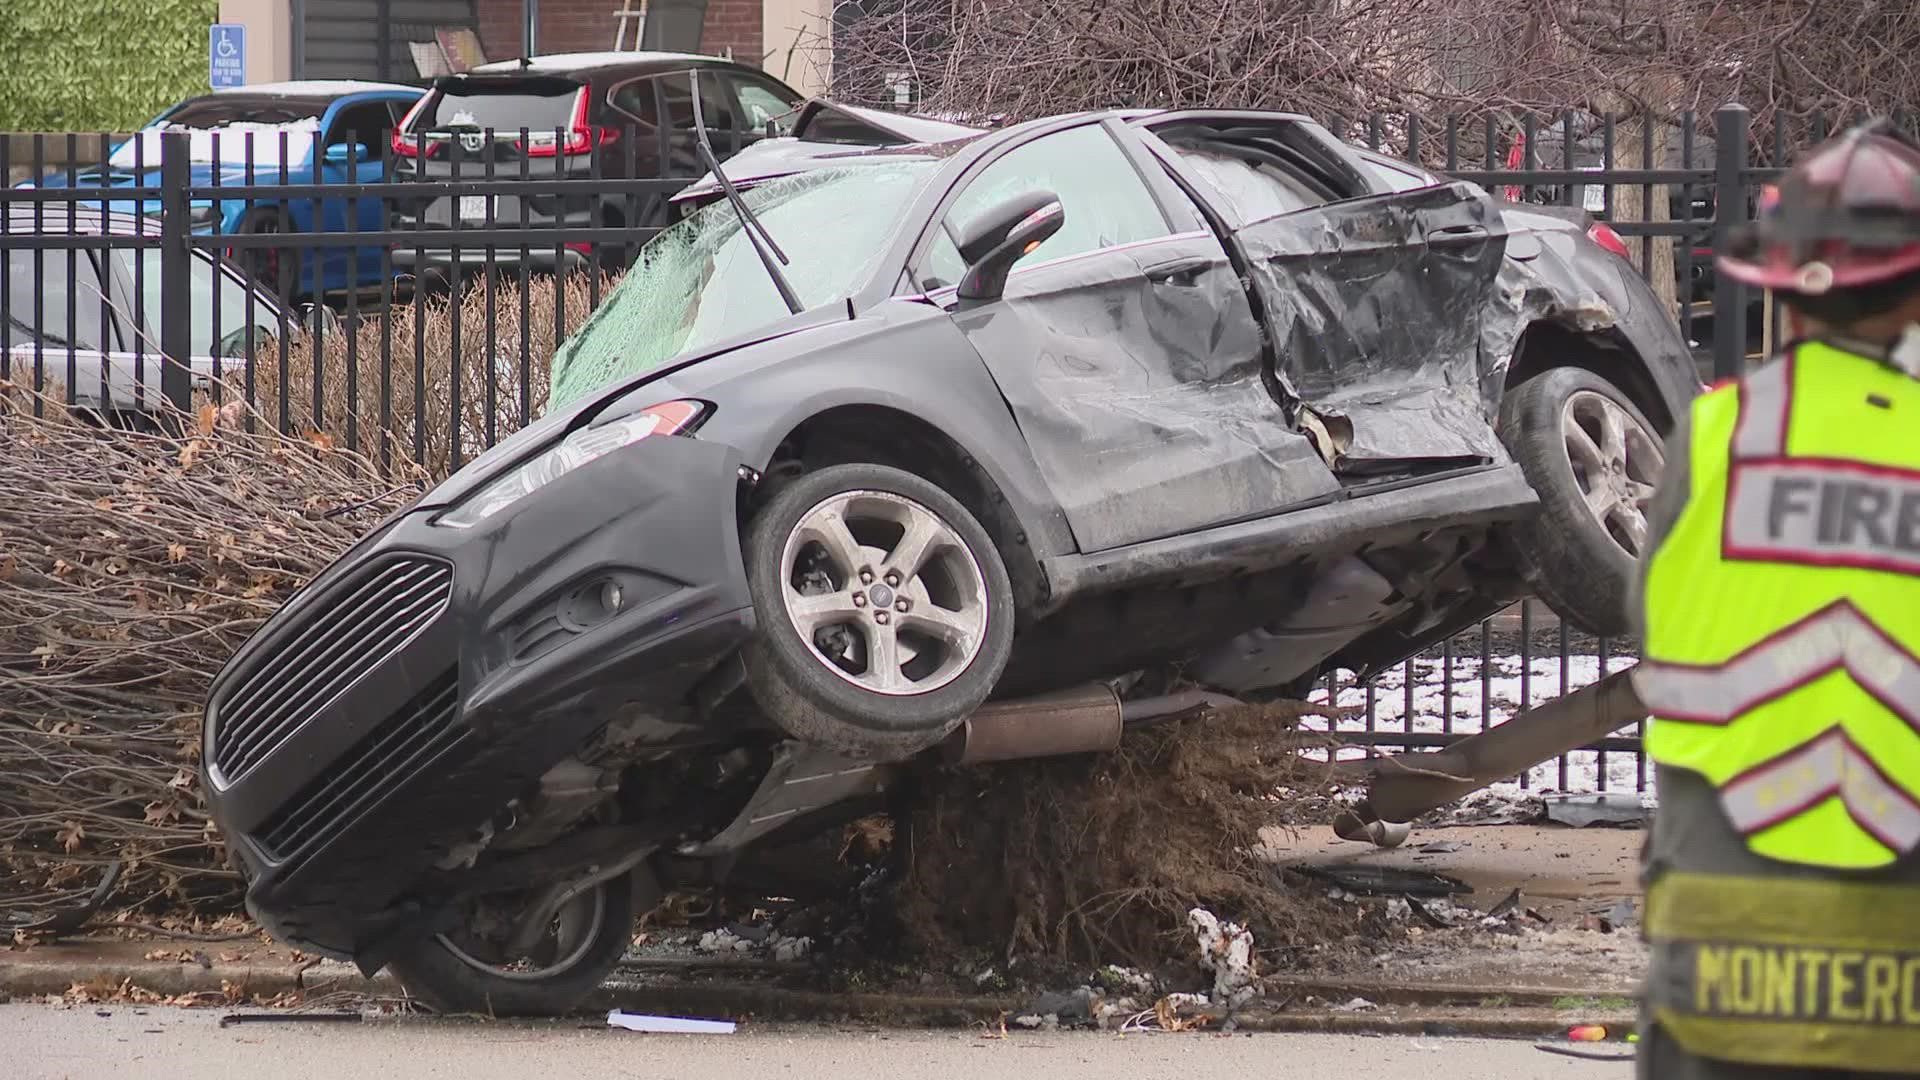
left=916, top=120, right=1335, bottom=553
left=1142, top=115, right=1512, bottom=476
left=318, top=98, right=400, bottom=289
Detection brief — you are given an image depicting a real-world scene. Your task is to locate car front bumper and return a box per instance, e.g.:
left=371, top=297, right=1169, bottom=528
left=201, top=434, right=756, bottom=959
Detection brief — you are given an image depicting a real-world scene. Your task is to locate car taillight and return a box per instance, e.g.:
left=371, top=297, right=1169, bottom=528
left=1587, top=221, right=1631, bottom=259
left=515, top=88, right=617, bottom=157
left=391, top=94, right=442, bottom=158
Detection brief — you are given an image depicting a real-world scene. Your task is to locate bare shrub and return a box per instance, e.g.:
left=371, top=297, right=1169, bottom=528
left=0, top=388, right=417, bottom=913
left=239, top=272, right=613, bottom=480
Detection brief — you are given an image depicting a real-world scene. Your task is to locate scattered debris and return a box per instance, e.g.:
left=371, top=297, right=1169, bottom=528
left=1544, top=793, right=1651, bottom=828
left=1296, top=864, right=1474, bottom=899
left=1416, top=841, right=1463, bottom=854
left=1536, top=1045, right=1635, bottom=1062
left=697, top=929, right=752, bottom=954
left=1418, top=789, right=1545, bottom=827
left=1094, top=964, right=1156, bottom=996
left=1024, top=986, right=1096, bottom=1024
left=1330, top=996, right=1379, bottom=1012
left=769, top=934, right=812, bottom=963
left=1188, top=908, right=1257, bottom=1007
left=217, top=1012, right=361, bottom=1027
left=607, top=1010, right=738, bottom=1034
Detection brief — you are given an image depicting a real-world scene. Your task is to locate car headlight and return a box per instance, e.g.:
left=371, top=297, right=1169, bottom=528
left=433, top=399, right=706, bottom=529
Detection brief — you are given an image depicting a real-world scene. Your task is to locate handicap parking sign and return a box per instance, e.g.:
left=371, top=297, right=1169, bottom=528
left=210, top=24, right=246, bottom=89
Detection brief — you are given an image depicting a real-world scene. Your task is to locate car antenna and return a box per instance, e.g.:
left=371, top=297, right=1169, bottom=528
left=688, top=68, right=803, bottom=315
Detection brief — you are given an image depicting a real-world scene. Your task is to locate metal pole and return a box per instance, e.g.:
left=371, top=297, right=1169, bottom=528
left=523, top=0, right=539, bottom=55
left=1713, top=103, right=1752, bottom=380
left=159, top=131, right=192, bottom=416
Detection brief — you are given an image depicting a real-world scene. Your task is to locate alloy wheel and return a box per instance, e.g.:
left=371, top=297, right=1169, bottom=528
left=1559, top=389, right=1665, bottom=557
left=778, top=489, right=990, bottom=696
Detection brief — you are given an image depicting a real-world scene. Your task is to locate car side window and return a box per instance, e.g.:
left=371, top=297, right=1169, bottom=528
left=918, top=124, right=1171, bottom=291
left=117, top=248, right=271, bottom=356
left=327, top=102, right=395, bottom=154
left=724, top=73, right=800, bottom=132
left=656, top=71, right=739, bottom=131
left=608, top=78, right=660, bottom=129
left=5, top=249, right=112, bottom=352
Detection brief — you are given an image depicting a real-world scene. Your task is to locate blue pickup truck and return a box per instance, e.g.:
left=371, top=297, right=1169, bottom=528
left=20, top=81, right=425, bottom=302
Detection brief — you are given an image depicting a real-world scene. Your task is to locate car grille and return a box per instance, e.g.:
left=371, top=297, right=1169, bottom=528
left=256, top=668, right=466, bottom=862
left=213, top=555, right=453, bottom=780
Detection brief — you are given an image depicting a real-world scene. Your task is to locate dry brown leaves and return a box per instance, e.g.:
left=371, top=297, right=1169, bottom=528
left=0, top=389, right=424, bottom=915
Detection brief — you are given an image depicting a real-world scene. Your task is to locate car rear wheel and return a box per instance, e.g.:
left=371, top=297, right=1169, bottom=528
left=1498, top=366, right=1666, bottom=638
left=234, top=208, right=295, bottom=304
left=386, top=873, right=639, bottom=1017
left=742, top=463, right=1016, bottom=760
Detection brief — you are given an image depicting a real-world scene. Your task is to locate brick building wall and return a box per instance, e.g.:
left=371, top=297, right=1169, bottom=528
left=473, top=0, right=764, bottom=68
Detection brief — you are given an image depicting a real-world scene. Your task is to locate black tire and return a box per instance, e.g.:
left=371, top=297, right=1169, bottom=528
left=1498, top=366, right=1666, bottom=638
left=386, top=873, right=638, bottom=1017
left=233, top=208, right=296, bottom=305
left=742, top=463, right=1017, bottom=760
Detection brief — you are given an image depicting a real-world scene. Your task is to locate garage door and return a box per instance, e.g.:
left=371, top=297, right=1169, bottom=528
left=299, top=0, right=478, bottom=81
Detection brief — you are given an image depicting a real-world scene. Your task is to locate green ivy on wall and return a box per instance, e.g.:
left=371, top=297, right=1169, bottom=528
left=0, top=0, right=218, bottom=132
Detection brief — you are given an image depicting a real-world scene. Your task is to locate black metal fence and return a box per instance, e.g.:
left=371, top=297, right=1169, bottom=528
left=0, top=102, right=1897, bottom=794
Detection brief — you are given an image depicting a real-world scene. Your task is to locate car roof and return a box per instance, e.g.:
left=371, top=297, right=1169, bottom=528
left=3, top=205, right=152, bottom=235
left=467, top=51, right=743, bottom=79
left=203, top=80, right=420, bottom=98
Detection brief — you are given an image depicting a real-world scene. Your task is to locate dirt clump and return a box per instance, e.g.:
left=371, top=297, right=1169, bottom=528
left=888, top=700, right=1378, bottom=984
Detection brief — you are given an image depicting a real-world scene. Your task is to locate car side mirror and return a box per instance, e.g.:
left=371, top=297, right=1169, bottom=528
left=955, top=191, right=1065, bottom=304
left=299, top=302, right=341, bottom=338
left=322, top=142, right=371, bottom=165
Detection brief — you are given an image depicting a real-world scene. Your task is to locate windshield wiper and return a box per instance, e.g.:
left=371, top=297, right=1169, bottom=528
left=688, top=69, right=803, bottom=315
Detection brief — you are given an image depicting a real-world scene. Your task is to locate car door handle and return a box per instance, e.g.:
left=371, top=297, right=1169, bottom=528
left=1430, top=225, right=1490, bottom=246
left=1143, top=256, right=1210, bottom=286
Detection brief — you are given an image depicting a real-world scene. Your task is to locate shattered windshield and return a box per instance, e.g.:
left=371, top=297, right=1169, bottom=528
left=547, top=161, right=937, bottom=410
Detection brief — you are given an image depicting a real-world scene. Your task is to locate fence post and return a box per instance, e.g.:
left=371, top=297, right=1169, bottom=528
left=158, top=131, right=192, bottom=415
left=1712, top=103, right=1752, bottom=381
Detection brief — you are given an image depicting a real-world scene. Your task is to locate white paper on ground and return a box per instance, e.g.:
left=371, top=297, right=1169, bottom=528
left=606, top=1010, right=737, bottom=1034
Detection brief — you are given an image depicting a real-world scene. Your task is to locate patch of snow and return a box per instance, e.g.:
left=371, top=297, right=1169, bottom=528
left=1302, top=652, right=1653, bottom=796
left=216, top=80, right=418, bottom=97
left=472, top=51, right=715, bottom=74
left=109, top=119, right=323, bottom=170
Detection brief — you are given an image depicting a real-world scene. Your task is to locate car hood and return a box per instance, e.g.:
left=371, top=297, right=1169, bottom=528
left=415, top=301, right=852, bottom=510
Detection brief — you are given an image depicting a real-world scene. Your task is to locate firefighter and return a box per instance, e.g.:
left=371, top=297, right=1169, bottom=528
left=1632, top=117, right=1920, bottom=1078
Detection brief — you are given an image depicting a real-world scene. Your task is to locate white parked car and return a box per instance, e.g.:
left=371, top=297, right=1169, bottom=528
left=2, top=207, right=290, bottom=419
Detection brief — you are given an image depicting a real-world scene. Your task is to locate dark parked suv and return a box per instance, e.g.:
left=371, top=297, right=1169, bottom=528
left=388, top=51, right=803, bottom=280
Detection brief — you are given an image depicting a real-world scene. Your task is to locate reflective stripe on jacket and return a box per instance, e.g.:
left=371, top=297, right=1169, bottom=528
left=1637, top=341, right=1920, bottom=870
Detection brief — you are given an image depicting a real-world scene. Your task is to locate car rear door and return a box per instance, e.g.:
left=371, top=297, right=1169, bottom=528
left=916, top=119, right=1336, bottom=553
left=1141, top=115, right=1512, bottom=476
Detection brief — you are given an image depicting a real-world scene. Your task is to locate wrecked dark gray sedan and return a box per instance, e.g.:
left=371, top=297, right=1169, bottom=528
left=201, top=104, right=1698, bottom=1015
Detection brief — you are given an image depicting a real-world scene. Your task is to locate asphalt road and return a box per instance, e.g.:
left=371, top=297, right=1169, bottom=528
left=6, top=1004, right=1628, bottom=1080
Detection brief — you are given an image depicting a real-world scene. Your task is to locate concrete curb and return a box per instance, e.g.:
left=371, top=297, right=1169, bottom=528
left=2, top=946, right=1641, bottom=1038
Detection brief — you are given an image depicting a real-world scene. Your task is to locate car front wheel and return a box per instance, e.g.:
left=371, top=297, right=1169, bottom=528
left=1498, top=366, right=1667, bottom=637
left=741, top=463, right=1017, bottom=760
left=385, top=873, right=640, bottom=1017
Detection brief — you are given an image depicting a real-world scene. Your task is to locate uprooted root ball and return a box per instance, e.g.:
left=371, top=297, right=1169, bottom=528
left=891, top=701, right=1367, bottom=981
